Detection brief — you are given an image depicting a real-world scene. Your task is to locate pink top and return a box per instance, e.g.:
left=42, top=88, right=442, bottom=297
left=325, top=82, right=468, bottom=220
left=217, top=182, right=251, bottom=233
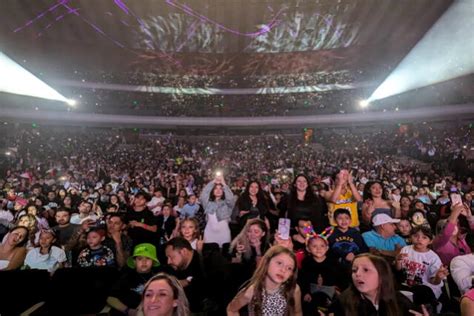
left=432, top=222, right=471, bottom=265
left=462, top=289, right=474, bottom=302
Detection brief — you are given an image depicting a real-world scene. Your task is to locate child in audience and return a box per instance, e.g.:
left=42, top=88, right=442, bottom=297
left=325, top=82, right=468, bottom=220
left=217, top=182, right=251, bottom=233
left=177, top=217, right=203, bottom=253
left=24, top=229, right=66, bottom=273
left=397, top=217, right=413, bottom=244
left=329, top=253, right=412, bottom=315
left=180, top=194, right=200, bottom=219
left=327, top=209, right=368, bottom=266
left=77, top=227, right=115, bottom=267
left=107, top=243, right=161, bottom=316
left=395, top=225, right=447, bottom=311
left=226, top=245, right=302, bottom=316
left=299, top=226, right=344, bottom=314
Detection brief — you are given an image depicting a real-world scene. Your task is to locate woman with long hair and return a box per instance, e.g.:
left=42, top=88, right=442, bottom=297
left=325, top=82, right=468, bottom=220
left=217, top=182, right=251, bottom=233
left=361, top=181, right=400, bottom=230
left=280, top=174, right=327, bottom=233
left=227, top=245, right=302, bottom=316
left=0, top=226, right=29, bottom=270
left=237, top=180, right=272, bottom=229
left=137, top=272, right=190, bottom=316
left=229, top=218, right=270, bottom=265
left=200, top=174, right=235, bottom=248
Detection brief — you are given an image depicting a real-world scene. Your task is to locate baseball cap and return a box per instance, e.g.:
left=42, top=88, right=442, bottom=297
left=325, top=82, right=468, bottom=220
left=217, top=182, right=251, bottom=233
left=372, top=213, right=400, bottom=226
left=127, top=243, right=160, bottom=268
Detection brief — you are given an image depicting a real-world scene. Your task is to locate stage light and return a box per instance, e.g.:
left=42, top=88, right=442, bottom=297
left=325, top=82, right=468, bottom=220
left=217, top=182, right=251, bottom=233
left=0, top=51, right=72, bottom=105
left=66, top=99, right=77, bottom=106
left=5, top=151, right=11, bottom=156
left=367, top=0, right=474, bottom=102
left=359, top=100, right=370, bottom=108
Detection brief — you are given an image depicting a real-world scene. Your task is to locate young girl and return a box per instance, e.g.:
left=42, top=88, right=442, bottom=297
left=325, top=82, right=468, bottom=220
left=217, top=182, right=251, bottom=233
left=177, top=218, right=203, bottom=253
left=329, top=254, right=408, bottom=316
left=227, top=245, right=302, bottom=316
left=24, top=229, right=66, bottom=273
left=395, top=225, right=447, bottom=309
left=397, top=218, right=412, bottom=245
left=77, top=227, right=115, bottom=267
left=299, top=227, right=343, bottom=314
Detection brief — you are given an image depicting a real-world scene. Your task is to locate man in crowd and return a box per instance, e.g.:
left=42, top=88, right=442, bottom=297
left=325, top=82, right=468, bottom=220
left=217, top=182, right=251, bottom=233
left=165, top=237, right=206, bottom=314
left=103, top=213, right=133, bottom=269
left=362, top=213, right=406, bottom=260
left=125, top=191, right=158, bottom=246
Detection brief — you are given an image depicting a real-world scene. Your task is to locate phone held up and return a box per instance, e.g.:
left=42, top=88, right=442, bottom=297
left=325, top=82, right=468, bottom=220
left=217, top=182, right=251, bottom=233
left=278, top=218, right=291, bottom=240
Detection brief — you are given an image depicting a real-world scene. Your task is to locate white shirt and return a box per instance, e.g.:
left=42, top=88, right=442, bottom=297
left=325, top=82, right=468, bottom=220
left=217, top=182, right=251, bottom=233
left=399, top=245, right=443, bottom=298
left=147, top=196, right=165, bottom=215
left=450, top=253, right=474, bottom=294
left=25, top=246, right=66, bottom=272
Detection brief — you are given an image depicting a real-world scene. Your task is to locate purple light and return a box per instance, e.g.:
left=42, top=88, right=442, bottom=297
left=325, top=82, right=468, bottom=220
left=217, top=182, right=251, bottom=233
left=13, top=0, right=71, bottom=33
left=165, top=0, right=283, bottom=37
left=114, top=0, right=130, bottom=15
left=176, top=20, right=201, bottom=52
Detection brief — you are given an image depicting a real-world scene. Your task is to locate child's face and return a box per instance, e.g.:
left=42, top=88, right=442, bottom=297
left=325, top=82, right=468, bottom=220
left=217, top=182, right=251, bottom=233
left=18, top=216, right=31, bottom=228
left=86, top=231, right=103, bottom=248
left=39, top=232, right=55, bottom=248
left=397, top=220, right=412, bottom=236
left=306, top=237, right=328, bottom=259
left=352, top=256, right=380, bottom=297
left=267, top=253, right=295, bottom=285
left=188, top=195, right=196, bottom=204
left=135, top=256, right=153, bottom=273
left=181, top=221, right=197, bottom=240
left=296, top=220, right=311, bottom=237
left=411, top=231, right=432, bottom=250
left=335, top=214, right=351, bottom=229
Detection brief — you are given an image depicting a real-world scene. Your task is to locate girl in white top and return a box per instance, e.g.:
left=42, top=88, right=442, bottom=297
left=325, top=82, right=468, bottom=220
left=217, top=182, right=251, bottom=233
left=395, top=225, right=449, bottom=301
left=25, top=229, right=66, bottom=273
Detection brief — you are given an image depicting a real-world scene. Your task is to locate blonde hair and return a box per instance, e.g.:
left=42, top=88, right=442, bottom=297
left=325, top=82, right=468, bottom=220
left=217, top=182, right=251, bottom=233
left=229, top=218, right=269, bottom=260
left=137, top=273, right=190, bottom=316
left=178, top=217, right=200, bottom=240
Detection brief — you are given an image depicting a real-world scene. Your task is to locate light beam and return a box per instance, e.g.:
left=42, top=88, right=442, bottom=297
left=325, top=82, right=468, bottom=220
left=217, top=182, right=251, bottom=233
left=0, top=51, right=72, bottom=105
left=368, top=0, right=474, bottom=102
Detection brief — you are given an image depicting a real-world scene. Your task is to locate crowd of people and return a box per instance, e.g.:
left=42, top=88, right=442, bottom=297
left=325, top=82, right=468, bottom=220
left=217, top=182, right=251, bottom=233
left=0, top=122, right=473, bottom=315
left=58, top=68, right=366, bottom=117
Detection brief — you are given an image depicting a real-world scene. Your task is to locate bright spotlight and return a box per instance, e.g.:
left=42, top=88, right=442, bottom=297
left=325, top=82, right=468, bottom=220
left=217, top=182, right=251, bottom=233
left=5, top=151, right=11, bottom=156
left=0, top=51, right=72, bottom=104
left=367, top=0, right=474, bottom=102
left=359, top=100, right=370, bottom=108
left=66, top=99, right=77, bottom=106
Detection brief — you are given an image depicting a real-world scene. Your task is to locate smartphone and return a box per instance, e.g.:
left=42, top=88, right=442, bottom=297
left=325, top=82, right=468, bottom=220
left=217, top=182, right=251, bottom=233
left=278, top=218, right=291, bottom=240
left=450, top=193, right=462, bottom=205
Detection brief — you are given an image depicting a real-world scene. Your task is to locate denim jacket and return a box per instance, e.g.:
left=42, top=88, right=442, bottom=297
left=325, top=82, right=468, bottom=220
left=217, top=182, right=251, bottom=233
left=200, top=181, right=235, bottom=222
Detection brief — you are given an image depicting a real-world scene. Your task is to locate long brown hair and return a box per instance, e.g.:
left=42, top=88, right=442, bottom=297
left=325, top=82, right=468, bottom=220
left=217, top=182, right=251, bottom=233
left=240, top=245, right=297, bottom=316
left=341, top=253, right=400, bottom=316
